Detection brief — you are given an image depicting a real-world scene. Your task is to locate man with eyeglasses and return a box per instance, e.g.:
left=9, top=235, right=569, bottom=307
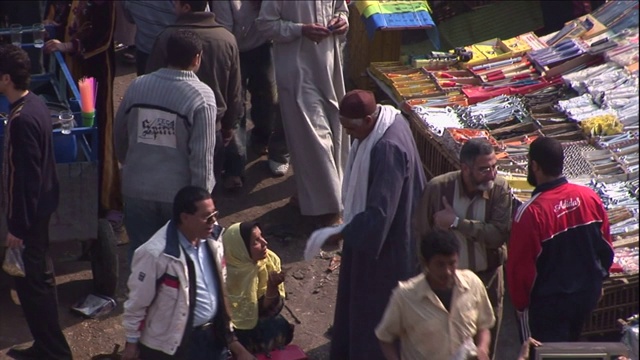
left=122, top=186, right=255, bottom=360
left=415, top=138, right=512, bottom=360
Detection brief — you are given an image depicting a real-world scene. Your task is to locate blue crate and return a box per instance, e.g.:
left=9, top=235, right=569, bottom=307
left=364, top=10, right=435, bottom=38
left=53, top=135, right=78, bottom=163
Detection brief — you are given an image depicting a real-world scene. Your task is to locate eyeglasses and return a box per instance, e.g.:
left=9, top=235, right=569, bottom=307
left=477, top=165, right=498, bottom=175
left=204, top=211, right=219, bottom=224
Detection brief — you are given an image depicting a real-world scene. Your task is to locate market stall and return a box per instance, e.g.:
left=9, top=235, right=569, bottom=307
left=359, top=0, right=639, bottom=338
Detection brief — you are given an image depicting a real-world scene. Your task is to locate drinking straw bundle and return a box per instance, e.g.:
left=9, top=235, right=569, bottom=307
left=78, top=77, right=97, bottom=126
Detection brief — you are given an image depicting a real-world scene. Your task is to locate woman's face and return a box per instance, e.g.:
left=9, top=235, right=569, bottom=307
left=249, top=226, right=268, bottom=262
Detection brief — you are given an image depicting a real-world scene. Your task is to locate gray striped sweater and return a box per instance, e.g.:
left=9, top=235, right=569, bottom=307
left=114, top=68, right=217, bottom=203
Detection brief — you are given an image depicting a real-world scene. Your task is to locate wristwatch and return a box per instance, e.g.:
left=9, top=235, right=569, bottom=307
left=450, top=216, right=460, bottom=229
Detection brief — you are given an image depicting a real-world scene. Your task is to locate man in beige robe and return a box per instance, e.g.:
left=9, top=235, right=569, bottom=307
left=257, top=0, right=349, bottom=224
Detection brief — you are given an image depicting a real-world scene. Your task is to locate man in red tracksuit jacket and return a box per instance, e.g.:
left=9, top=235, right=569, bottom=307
left=507, top=137, right=614, bottom=343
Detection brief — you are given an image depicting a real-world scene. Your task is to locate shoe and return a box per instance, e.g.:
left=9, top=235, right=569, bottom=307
left=7, top=345, right=46, bottom=360
left=121, top=51, right=136, bottom=64
left=223, top=176, right=243, bottom=191
left=106, top=210, right=129, bottom=245
left=269, top=160, right=289, bottom=177
left=251, top=142, right=269, bottom=156
left=249, top=132, right=269, bottom=156
left=288, top=195, right=299, bottom=209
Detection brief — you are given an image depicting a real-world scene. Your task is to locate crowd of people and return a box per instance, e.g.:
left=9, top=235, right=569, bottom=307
left=1, top=1, right=616, bottom=360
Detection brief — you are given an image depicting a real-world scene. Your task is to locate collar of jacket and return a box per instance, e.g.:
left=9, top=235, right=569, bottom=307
left=532, top=176, right=568, bottom=196
left=164, top=220, right=183, bottom=258
left=531, top=176, right=569, bottom=196
left=174, top=11, right=222, bottom=28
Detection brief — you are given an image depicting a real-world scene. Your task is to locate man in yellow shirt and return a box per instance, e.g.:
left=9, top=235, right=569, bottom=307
left=375, top=230, right=495, bottom=360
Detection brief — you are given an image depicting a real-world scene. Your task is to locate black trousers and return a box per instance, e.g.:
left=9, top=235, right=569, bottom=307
left=14, top=215, right=72, bottom=360
left=139, top=326, right=228, bottom=360
left=239, top=42, right=289, bottom=164
left=135, top=50, right=149, bottom=76
left=520, top=286, right=602, bottom=343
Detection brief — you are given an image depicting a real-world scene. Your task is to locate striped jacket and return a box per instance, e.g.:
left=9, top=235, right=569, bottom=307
left=113, top=68, right=217, bottom=203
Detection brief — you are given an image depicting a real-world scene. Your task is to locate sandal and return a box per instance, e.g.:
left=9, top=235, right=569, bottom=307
left=122, top=51, right=136, bottom=64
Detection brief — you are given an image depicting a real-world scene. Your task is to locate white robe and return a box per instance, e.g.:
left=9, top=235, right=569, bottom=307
left=257, top=0, right=350, bottom=216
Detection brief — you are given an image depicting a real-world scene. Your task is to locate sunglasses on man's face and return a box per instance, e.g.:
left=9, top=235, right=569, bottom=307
left=204, top=211, right=219, bottom=224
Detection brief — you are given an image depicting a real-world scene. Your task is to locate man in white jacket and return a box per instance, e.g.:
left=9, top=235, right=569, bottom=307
left=122, top=186, right=254, bottom=360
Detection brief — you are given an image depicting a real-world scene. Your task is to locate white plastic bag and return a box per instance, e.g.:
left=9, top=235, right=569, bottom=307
left=2, top=247, right=26, bottom=277
left=451, top=338, right=477, bottom=360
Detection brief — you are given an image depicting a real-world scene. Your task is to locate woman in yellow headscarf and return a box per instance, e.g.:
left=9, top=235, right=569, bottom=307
left=223, top=222, right=294, bottom=354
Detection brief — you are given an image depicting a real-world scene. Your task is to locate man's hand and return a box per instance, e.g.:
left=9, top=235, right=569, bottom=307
left=121, top=342, right=139, bottom=360
left=5, top=233, right=23, bottom=249
left=221, top=128, right=235, bottom=147
left=43, top=39, right=73, bottom=54
left=327, top=16, right=348, bottom=35
left=229, top=340, right=256, bottom=360
left=433, top=197, right=457, bottom=230
left=517, top=338, right=542, bottom=360
left=42, top=19, right=60, bottom=27
left=302, top=23, right=331, bottom=43
left=476, top=346, right=490, bottom=360
left=267, top=271, right=286, bottom=288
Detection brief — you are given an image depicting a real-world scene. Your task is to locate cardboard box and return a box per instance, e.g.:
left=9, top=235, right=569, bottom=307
left=502, top=32, right=548, bottom=55
left=461, top=38, right=514, bottom=68
left=532, top=53, right=602, bottom=78
left=570, top=14, right=608, bottom=40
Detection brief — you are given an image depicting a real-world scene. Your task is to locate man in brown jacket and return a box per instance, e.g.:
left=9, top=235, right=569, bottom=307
left=147, top=0, right=243, bottom=190
left=415, top=138, right=511, bottom=360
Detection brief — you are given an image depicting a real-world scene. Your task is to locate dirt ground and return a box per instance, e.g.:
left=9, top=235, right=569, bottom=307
left=0, top=56, right=522, bottom=360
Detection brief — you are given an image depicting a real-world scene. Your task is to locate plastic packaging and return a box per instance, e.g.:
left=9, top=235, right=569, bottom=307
left=451, top=338, right=477, bottom=360
left=2, top=247, right=26, bottom=277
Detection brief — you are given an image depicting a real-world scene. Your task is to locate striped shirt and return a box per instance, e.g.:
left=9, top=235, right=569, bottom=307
left=123, top=0, right=177, bottom=54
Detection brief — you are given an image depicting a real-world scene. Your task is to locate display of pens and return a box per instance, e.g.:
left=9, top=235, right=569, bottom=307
left=528, top=39, right=589, bottom=67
